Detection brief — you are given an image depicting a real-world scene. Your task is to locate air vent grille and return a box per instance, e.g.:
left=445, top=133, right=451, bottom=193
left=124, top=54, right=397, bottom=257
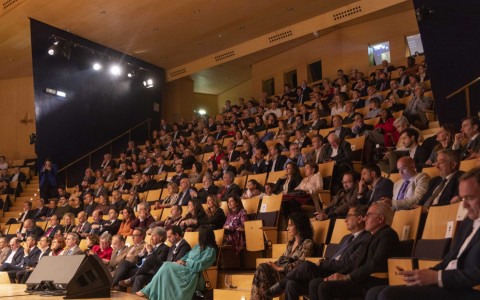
left=268, top=30, right=293, bottom=44
left=170, top=68, right=187, bottom=78
left=2, top=0, right=18, bottom=10
left=333, top=6, right=362, bottom=21
left=214, top=51, right=235, bottom=62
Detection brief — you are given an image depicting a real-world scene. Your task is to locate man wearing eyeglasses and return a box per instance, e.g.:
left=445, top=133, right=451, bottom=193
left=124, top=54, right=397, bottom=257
left=272, top=205, right=371, bottom=299
left=366, top=167, right=480, bottom=300
left=313, top=202, right=401, bottom=300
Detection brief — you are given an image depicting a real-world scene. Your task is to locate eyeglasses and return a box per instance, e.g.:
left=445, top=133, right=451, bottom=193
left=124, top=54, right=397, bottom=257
left=365, top=212, right=381, bottom=217
left=459, top=196, right=479, bottom=202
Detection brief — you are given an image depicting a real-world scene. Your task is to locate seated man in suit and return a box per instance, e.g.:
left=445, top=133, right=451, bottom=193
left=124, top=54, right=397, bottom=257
left=419, top=149, right=464, bottom=212
left=89, top=209, right=106, bottom=235
left=309, top=110, right=328, bottom=131
left=366, top=168, right=480, bottom=300
left=62, top=232, right=84, bottom=255
left=43, top=214, right=63, bottom=238
left=328, top=115, right=351, bottom=141
left=293, top=129, right=312, bottom=149
left=130, top=202, right=155, bottom=230
left=217, top=171, right=242, bottom=201
left=176, top=178, right=197, bottom=206
left=349, top=113, right=374, bottom=138
left=76, top=211, right=92, bottom=238
left=4, top=235, right=41, bottom=283
left=101, top=208, right=121, bottom=235
left=191, top=175, right=219, bottom=203
left=93, top=178, right=109, bottom=198
left=251, top=148, right=268, bottom=174
left=6, top=200, right=35, bottom=224
left=131, top=226, right=191, bottom=293
left=16, top=219, right=44, bottom=241
left=316, top=170, right=360, bottom=220
left=107, top=235, right=129, bottom=276
left=32, top=198, right=48, bottom=221
left=357, top=164, right=394, bottom=206
left=305, top=135, right=326, bottom=165
left=112, top=175, right=132, bottom=194
left=284, top=143, right=306, bottom=168
left=0, top=238, right=24, bottom=270
left=388, top=128, right=429, bottom=173
left=379, top=157, right=430, bottom=210
left=111, top=190, right=127, bottom=212
left=313, top=202, right=401, bottom=300
left=0, top=237, right=9, bottom=264
left=266, top=143, right=288, bottom=172
left=218, top=157, right=238, bottom=177
left=274, top=205, right=371, bottom=299
left=116, top=227, right=169, bottom=292
left=320, top=133, right=354, bottom=193
left=452, top=116, right=480, bottom=161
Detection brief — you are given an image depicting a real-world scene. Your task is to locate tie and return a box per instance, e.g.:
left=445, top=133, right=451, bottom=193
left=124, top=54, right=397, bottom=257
left=66, top=248, right=73, bottom=255
left=44, top=227, right=54, bottom=237
left=332, top=234, right=354, bottom=259
left=424, top=178, right=448, bottom=208
left=396, top=180, right=410, bottom=201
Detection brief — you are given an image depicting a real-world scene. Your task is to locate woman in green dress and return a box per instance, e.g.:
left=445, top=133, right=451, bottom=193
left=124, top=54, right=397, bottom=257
left=136, top=226, right=217, bottom=300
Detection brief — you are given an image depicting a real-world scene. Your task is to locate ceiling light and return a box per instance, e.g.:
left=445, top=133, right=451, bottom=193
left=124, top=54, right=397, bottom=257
left=143, top=79, right=154, bottom=88
left=93, top=63, right=102, bottom=71
left=198, top=109, right=206, bottom=116
left=127, top=71, right=136, bottom=78
left=110, top=65, right=121, bottom=76
left=56, top=91, right=67, bottom=97
left=47, top=41, right=59, bottom=56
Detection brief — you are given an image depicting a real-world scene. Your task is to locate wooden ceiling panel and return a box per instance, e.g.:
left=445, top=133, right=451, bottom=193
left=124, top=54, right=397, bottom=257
left=0, top=0, right=410, bottom=94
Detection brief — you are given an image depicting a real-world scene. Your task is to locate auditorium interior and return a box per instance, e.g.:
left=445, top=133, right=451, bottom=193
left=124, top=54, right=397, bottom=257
left=0, top=0, right=480, bottom=299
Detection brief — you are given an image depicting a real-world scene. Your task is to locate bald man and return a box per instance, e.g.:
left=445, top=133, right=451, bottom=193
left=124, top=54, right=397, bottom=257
left=379, top=156, right=430, bottom=210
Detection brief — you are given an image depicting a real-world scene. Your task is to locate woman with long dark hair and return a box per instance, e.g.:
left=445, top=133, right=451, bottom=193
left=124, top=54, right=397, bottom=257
left=136, top=226, right=217, bottom=299
left=250, top=212, right=314, bottom=299
left=223, top=195, right=248, bottom=254
left=117, top=207, right=135, bottom=238
left=179, top=199, right=208, bottom=232
left=205, top=195, right=226, bottom=230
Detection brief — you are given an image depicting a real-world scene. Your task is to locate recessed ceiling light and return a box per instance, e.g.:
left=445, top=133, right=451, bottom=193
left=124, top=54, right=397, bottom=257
left=193, top=9, right=200, bottom=13
left=286, top=7, right=294, bottom=12
left=218, top=34, right=222, bottom=38
left=153, top=27, right=159, bottom=31
left=100, top=10, right=106, bottom=14
left=239, top=26, right=246, bottom=30
left=198, top=42, right=204, bottom=46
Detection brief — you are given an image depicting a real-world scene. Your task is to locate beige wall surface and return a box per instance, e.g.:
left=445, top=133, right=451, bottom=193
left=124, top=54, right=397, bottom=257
left=251, top=9, right=419, bottom=95
left=0, top=76, right=36, bottom=161
left=217, top=79, right=252, bottom=113
left=193, top=92, right=219, bottom=119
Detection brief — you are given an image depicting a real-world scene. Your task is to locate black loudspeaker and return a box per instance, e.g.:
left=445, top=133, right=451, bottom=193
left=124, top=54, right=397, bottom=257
left=26, top=254, right=112, bottom=298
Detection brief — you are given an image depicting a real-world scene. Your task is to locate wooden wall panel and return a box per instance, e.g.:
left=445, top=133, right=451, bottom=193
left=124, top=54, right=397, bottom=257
left=251, top=9, right=419, bottom=96
left=0, top=76, right=36, bottom=161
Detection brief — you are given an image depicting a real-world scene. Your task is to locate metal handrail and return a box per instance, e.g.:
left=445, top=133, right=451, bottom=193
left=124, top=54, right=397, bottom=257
left=446, top=76, right=480, bottom=117
left=58, top=118, right=151, bottom=184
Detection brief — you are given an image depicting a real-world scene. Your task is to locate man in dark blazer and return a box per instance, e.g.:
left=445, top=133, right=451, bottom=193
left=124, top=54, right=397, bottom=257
left=452, top=116, right=480, bottom=161
left=116, top=227, right=169, bottom=292
left=320, top=133, right=354, bottom=193
left=349, top=113, right=374, bottom=138
left=305, top=135, right=325, bottom=165
left=278, top=205, right=371, bottom=299
left=219, top=157, right=238, bottom=177
left=32, top=199, right=48, bottom=221
left=130, top=226, right=191, bottom=293
left=93, top=178, right=109, bottom=198
left=251, top=149, right=268, bottom=174
left=42, top=215, right=63, bottom=238
left=155, top=156, right=172, bottom=174
left=5, top=235, right=41, bottom=283
left=266, top=143, right=288, bottom=172
left=357, top=164, right=394, bottom=206
left=225, top=140, right=241, bottom=162
left=420, top=149, right=464, bottom=209
left=390, top=128, right=429, bottom=173
left=217, top=171, right=242, bottom=201
left=142, top=157, right=159, bottom=175
left=366, top=168, right=480, bottom=300
left=6, top=201, right=36, bottom=224
left=193, top=175, right=220, bottom=203
left=82, top=193, right=97, bottom=217
left=249, top=133, right=268, bottom=155
left=328, top=115, right=351, bottom=142
left=101, top=208, right=121, bottom=235
left=309, top=111, right=328, bottom=131
left=177, top=178, right=197, bottom=206
left=313, top=202, right=401, bottom=300
left=0, top=238, right=24, bottom=271
left=16, top=219, right=44, bottom=241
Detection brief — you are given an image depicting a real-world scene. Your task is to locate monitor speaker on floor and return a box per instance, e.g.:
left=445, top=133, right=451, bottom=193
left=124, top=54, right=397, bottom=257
left=26, top=254, right=112, bottom=298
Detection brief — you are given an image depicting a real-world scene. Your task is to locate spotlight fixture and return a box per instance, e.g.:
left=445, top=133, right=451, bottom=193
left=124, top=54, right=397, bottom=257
left=47, top=41, right=59, bottom=56
left=110, top=65, right=122, bottom=76
left=198, top=109, right=206, bottom=116
left=93, top=62, right=102, bottom=71
left=143, top=78, right=154, bottom=88
left=127, top=71, right=136, bottom=78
